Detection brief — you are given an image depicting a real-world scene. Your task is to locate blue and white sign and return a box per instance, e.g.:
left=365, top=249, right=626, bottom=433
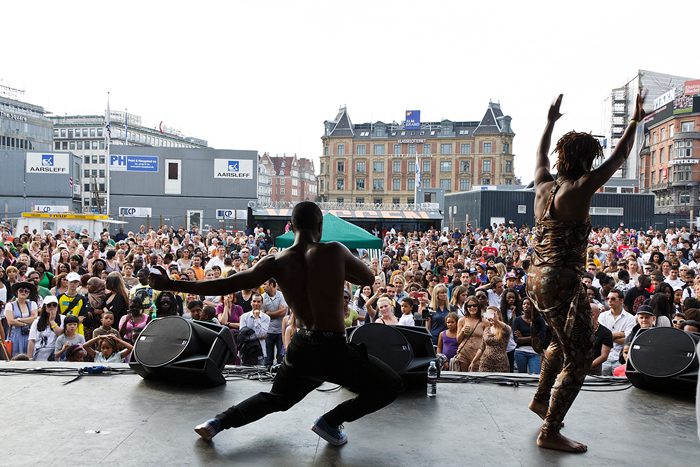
left=216, top=209, right=248, bottom=220
left=214, top=159, right=253, bottom=179
left=110, top=155, right=159, bottom=172
left=118, top=207, right=152, bottom=217
left=405, top=110, right=421, bottom=130
left=26, top=152, right=69, bottom=174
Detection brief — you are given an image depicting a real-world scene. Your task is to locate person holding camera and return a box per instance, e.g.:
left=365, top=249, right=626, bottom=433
left=4, top=281, right=38, bottom=357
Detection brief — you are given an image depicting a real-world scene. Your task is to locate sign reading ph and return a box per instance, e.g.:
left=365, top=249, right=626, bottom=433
left=110, top=155, right=159, bottom=172
left=214, top=159, right=253, bottom=179
left=26, top=152, right=69, bottom=174
left=405, top=110, right=421, bottom=130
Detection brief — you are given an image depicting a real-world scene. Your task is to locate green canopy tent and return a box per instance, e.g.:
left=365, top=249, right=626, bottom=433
left=274, top=213, right=382, bottom=249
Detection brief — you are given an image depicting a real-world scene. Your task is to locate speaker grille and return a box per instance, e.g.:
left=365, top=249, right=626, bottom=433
left=628, top=327, right=697, bottom=378
left=134, top=317, right=194, bottom=367
left=349, top=324, right=412, bottom=372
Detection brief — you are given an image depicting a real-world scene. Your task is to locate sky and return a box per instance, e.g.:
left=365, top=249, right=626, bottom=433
left=3, top=0, right=699, bottom=184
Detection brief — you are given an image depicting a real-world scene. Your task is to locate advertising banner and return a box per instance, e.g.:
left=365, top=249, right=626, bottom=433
left=405, top=110, right=421, bottom=130
left=214, top=159, right=253, bottom=179
left=26, top=152, right=69, bottom=174
left=110, top=155, right=159, bottom=172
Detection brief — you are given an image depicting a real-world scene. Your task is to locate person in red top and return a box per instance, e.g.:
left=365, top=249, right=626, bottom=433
left=617, top=236, right=630, bottom=256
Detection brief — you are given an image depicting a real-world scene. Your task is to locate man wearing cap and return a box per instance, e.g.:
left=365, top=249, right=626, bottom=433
left=620, top=305, right=656, bottom=365
left=57, top=272, right=88, bottom=337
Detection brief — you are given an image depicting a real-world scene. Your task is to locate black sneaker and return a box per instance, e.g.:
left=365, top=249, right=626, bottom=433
left=311, top=417, right=348, bottom=446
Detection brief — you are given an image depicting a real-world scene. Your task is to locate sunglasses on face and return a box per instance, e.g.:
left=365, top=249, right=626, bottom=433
left=18, top=288, right=30, bottom=293
left=672, top=319, right=685, bottom=324
left=46, top=303, right=58, bottom=308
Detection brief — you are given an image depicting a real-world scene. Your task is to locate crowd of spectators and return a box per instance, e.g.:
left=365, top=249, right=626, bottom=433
left=2, top=219, right=699, bottom=378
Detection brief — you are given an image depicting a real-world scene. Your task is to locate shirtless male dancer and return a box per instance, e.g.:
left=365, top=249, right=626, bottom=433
left=526, top=93, right=645, bottom=452
left=149, top=201, right=403, bottom=445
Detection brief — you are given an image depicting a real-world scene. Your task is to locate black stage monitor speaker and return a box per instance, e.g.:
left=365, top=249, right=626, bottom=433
left=130, top=316, right=236, bottom=387
left=626, top=327, right=699, bottom=397
left=348, top=324, right=437, bottom=387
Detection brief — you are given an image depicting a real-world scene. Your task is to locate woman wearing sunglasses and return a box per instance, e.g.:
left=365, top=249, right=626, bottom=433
left=4, top=281, right=39, bottom=357
left=27, top=296, right=64, bottom=361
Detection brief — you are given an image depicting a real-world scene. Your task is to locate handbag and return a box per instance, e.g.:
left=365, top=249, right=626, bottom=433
left=2, top=340, right=11, bottom=360
left=449, top=323, right=478, bottom=371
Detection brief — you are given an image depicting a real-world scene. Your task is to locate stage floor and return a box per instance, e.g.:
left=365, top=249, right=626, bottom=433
left=1, top=362, right=698, bottom=466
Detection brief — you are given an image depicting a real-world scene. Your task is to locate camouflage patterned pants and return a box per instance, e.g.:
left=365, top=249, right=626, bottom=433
left=527, top=265, right=594, bottom=435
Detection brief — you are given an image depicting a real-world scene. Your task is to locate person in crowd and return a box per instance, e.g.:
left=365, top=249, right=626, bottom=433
left=452, top=296, right=487, bottom=372
left=398, top=297, right=415, bottom=326
left=526, top=93, right=645, bottom=452
left=589, top=302, right=613, bottom=376
left=237, top=293, right=271, bottom=364
left=57, top=272, right=88, bottom=336
left=118, top=297, right=150, bottom=345
left=342, top=289, right=359, bottom=328
left=513, top=297, right=545, bottom=374
left=262, top=278, right=288, bottom=367
left=4, top=281, right=39, bottom=357
left=470, top=306, right=511, bottom=372
left=647, top=293, right=672, bottom=327
left=83, top=334, right=133, bottom=363
left=425, top=283, right=450, bottom=345
left=620, top=305, right=657, bottom=365
left=85, top=277, right=107, bottom=342
left=154, top=290, right=180, bottom=318
left=437, top=312, right=459, bottom=368
left=187, top=300, right=204, bottom=321
left=450, top=285, right=469, bottom=317
left=93, top=309, right=119, bottom=340
left=375, top=297, right=399, bottom=325
left=683, top=320, right=700, bottom=333
left=27, top=295, right=64, bottom=361
left=54, top=315, right=85, bottom=360
left=599, top=280, right=636, bottom=377
left=103, top=272, right=129, bottom=327
left=218, top=293, right=244, bottom=338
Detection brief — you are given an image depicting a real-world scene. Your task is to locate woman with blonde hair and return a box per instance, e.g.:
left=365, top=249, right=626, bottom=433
left=425, top=283, right=450, bottom=346
left=449, top=285, right=469, bottom=317
left=470, top=306, right=511, bottom=373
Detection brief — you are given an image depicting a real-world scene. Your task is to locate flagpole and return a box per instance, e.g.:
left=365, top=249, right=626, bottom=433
left=105, top=92, right=111, bottom=217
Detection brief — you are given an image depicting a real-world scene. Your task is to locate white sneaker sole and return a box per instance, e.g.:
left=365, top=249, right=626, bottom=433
left=194, top=425, right=216, bottom=441
left=311, top=424, right=347, bottom=446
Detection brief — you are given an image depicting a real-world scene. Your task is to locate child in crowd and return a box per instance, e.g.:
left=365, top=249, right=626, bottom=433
left=54, top=315, right=85, bottom=361
left=93, top=310, right=119, bottom=339
left=200, top=305, right=220, bottom=324
left=187, top=300, right=204, bottom=321
left=83, top=334, right=134, bottom=363
left=437, top=312, right=459, bottom=368
left=398, top=297, right=415, bottom=326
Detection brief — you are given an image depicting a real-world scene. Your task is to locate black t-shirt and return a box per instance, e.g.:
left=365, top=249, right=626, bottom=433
left=236, top=291, right=253, bottom=313
left=592, top=324, right=613, bottom=364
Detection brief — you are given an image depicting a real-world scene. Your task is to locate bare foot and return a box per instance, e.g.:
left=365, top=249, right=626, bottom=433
left=529, top=400, right=564, bottom=427
left=537, top=431, right=587, bottom=453
left=529, top=400, right=548, bottom=420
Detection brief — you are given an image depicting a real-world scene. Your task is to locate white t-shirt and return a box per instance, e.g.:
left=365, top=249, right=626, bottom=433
left=28, top=314, right=65, bottom=361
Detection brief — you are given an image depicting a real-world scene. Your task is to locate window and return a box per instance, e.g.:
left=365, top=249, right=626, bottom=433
left=99, top=169, right=105, bottom=178
left=422, top=175, right=431, bottom=188
left=440, top=178, right=451, bottom=190
left=408, top=178, right=415, bottom=190
left=681, top=121, right=694, bottom=132
left=91, top=155, right=98, bottom=164
left=373, top=161, right=384, bottom=172
left=89, top=128, right=96, bottom=137
left=337, top=161, right=345, bottom=173
left=99, top=183, right=105, bottom=191
left=440, top=160, right=452, bottom=172
left=440, top=143, right=452, bottom=155
left=356, top=144, right=366, bottom=155
left=69, top=141, right=75, bottom=150
left=460, top=160, right=470, bottom=172
left=84, top=169, right=90, bottom=177
left=280, top=187, right=285, bottom=195
left=423, top=143, right=431, bottom=155
left=408, top=197, right=415, bottom=204
left=408, top=144, right=417, bottom=155
left=168, top=162, right=179, bottom=180
left=336, top=179, right=345, bottom=190
left=356, top=178, right=365, bottom=190
left=99, top=141, right=105, bottom=149
left=99, top=155, right=105, bottom=164
left=392, top=197, right=400, bottom=204
left=422, top=160, right=430, bottom=173
left=356, top=161, right=366, bottom=173
left=393, top=178, right=401, bottom=190
left=393, top=160, right=401, bottom=172
left=62, top=141, right=68, bottom=150
left=356, top=197, right=364, bottom=204
left=92, top=141, right=98, bottom=149
left=483, top=159, right=492, bottom=172
left=408, top=161, right=416, bottom=173
left=393, top=144, right=401, bottom=155
left=660, top=148, right=664, bottom=162
left=460, top=179, right=469, bottom=191
left=483, top=142, right=492, bottom=154
left=323, top=146, right=328, bottom=156
left=337, top=197, right=344, bottom=203
left=481, top=177, right=491, bottom=185
left=661, top=128, right=666, bottom=140
left=374, top=198, right=383, bottom=204
left=373, top=179, right=384, bottom=190
left=97, top=128, right=103, bottom=137
left=374, top=144, right=385, bottom=155
left=373, top=125, right=384, bottom=137
left=680, top=191, right=691, bottom=204
left=441, top=126, right=451, bottom=136
left=337, top=143, right=345, bottom=155
left=651, top=151, right=655, bottom=165
left=83, top=156, right=90, bottom=163
left=84, top=183, right=90, bottom=192
left=503, top=143, right=510, bottom=154
left=460, top=143, right=471, bottom=154
left=505, top=160, right=513, bottom=173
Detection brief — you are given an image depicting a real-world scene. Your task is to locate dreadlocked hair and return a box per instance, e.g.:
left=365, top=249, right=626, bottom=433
left=553, top=131, right=603, bottom=179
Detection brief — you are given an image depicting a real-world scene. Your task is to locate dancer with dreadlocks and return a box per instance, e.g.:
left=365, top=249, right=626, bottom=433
left=526, top=93, right=646, bottom=453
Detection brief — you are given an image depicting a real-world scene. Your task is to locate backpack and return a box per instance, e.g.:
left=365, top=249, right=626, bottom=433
left=235, top=327, right=263, bottom=365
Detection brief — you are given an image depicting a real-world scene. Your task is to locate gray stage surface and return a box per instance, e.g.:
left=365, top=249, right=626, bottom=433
left=1, top=362, right=698, bottom=466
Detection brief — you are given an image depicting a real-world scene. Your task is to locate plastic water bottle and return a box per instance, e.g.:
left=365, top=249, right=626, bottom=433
left=427, top=360, right=438, bottom=397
